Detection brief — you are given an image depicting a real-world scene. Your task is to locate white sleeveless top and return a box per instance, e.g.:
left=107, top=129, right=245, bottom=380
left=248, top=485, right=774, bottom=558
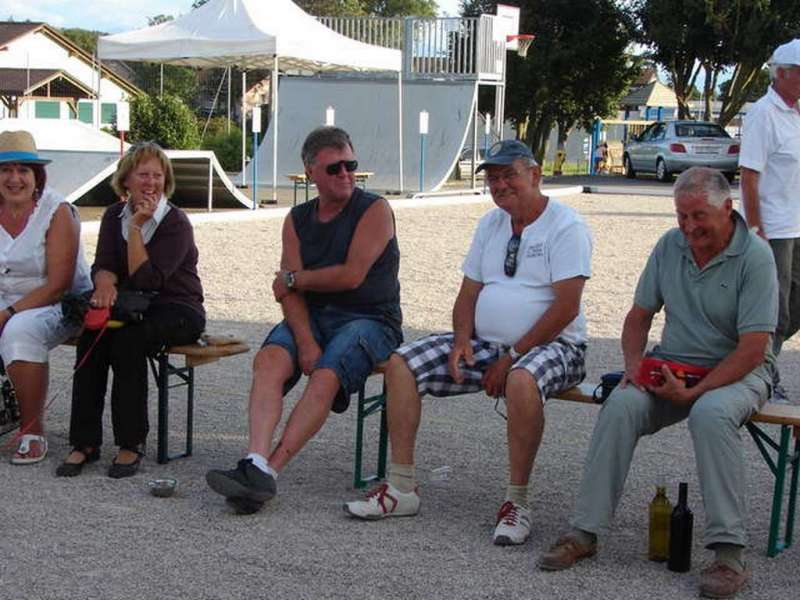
left=0, top=187, right=92, bottom=306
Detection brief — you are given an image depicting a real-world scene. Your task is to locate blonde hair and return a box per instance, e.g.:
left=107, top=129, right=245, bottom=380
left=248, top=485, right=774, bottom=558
left=111, top=141, right=175, bottom=199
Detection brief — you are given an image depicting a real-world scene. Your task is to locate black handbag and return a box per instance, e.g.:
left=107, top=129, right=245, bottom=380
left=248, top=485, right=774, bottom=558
left=0, top=365, right=20, bottom=437
left=592, top=371, right=624, bottom=404
left=110, top=290, right=155, bottom=324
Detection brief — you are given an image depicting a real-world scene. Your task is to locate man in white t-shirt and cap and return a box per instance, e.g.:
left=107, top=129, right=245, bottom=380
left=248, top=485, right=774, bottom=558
left=344, top=140, right=593, bottom=546
left=739, top=38, right=800, bottom=375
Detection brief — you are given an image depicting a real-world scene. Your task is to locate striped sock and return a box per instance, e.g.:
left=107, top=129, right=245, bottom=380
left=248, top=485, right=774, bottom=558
left=388, top=463, right=416, bottom=493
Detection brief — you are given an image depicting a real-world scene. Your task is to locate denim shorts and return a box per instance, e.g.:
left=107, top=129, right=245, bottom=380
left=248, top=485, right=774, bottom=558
left=262, top=304, right=402, bottom=412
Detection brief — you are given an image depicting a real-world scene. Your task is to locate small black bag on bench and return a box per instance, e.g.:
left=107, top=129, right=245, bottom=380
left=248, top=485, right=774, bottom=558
left=0, top=360, right=20, bottom=437
left=593, top=371, right=624, bottom=404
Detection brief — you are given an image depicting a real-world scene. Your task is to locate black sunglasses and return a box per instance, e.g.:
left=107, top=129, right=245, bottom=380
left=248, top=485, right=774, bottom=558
left=504, top=234, right=521, bottom=277
left=325, top=160, right=358, bottom=175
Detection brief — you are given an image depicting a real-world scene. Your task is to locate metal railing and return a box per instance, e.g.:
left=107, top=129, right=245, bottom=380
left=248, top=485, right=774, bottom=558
left=316, top=15, right=504, bottom=80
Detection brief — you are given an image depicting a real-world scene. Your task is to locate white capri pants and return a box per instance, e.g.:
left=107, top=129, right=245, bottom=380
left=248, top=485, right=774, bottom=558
left=0, top=304, right=77, bottom=366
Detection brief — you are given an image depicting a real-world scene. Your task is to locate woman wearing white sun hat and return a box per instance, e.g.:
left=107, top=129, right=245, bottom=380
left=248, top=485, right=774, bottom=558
left=0, top=130, right=91, bottom=464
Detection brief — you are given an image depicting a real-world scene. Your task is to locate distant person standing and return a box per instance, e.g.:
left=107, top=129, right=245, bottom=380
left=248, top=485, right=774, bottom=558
left=739, top=39, right=800, bottom=368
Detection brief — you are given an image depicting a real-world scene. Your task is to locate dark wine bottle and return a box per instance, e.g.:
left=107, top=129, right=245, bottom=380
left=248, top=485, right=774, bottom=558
left=667, top=482, right=693, bottom=572
left=648, top=485, right=671, bottom=561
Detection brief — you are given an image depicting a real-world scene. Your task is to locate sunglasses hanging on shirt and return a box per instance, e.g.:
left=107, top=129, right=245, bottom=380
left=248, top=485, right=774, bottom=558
left=504, top=234, right=521, bottom=277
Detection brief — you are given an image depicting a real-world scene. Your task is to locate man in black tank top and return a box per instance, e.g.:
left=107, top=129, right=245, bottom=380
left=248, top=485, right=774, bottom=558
left=207, top=127, right=402, bottom=513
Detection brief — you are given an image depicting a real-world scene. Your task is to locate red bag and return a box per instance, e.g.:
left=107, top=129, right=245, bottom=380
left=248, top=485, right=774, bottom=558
left=637, top=357, right=712, bottom=388
left=84, top=307, right=110, bottom=330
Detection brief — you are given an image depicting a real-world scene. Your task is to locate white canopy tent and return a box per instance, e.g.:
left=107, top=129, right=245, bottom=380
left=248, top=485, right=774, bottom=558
left=98, top=0, right=404, bottom=201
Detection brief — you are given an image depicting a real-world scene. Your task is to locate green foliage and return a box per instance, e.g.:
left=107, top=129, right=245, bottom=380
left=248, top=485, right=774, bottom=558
left=60, top=28, right=102, bottom=54
left=129, top=63, right=200, bottom=105
left=636, top=0, right=800, bottom=125
left=295, top=0, right=436, bottom=16
left=718, top=68, right=770, bottom=103
left=129, top=93, right=200, bottom=150
left=503, top=0, right=638, bottom=162
left=200, top=117, right=252, bottom=171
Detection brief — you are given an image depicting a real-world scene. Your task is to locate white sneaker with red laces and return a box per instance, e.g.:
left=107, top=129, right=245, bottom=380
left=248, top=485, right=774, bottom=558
left=344, top=483, right=420, bottom=520
left=493, top=500, right=532, bottom=546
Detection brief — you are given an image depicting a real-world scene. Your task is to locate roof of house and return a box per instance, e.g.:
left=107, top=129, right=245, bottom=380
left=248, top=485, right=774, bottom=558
left=0, top=67, right=94, bottom=96
left=620, top=79, right=678, bottom=108
left=0, top=21, right=141, bottom=96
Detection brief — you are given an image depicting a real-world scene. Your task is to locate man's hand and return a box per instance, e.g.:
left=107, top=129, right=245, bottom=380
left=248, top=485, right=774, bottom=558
left=91, top=282, right=118, bottom=309
left=297, top=339, right=322, bottom=375
left=481, top=354, right=513, bottom=397
left=647, top=365, right=697, bottom=406
left=447, top=338, right=475, bottom=384
left=620, top=356, right=644, bottom=391
left=273, top=271, right=292, bottom=302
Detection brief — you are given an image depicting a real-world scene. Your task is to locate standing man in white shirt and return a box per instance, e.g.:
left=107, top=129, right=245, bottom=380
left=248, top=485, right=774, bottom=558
left=344, top=140, right=593, bottom=547
left=739, top=39, right=800, bottom=366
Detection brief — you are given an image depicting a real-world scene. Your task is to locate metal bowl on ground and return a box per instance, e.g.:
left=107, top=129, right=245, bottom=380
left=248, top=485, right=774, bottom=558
left=148, top=478, right=178, bottom=498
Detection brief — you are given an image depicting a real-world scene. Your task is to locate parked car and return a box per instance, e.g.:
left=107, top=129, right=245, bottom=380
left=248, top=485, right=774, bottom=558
left=456, top=146, right=487, bottom=180
left=623, top=120, right=739, bottom=183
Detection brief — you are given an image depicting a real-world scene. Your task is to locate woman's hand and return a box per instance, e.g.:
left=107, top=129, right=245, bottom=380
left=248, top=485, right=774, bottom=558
left=91, top=272, right=118, bottom=309
left=130, top=195, right=157, bottom=228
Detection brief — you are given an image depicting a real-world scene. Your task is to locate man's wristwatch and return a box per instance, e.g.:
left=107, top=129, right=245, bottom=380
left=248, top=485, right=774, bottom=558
left=508, top=346, right=521, bottom=360
left=283, top=271, right=296, bottom=289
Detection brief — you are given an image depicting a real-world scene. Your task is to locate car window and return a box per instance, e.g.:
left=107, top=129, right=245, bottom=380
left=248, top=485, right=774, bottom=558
left=636, top=124, right=656, bottom=142
left=674, top=123, right=730, bottom=138
left=651, top=124, right=666, bottom=141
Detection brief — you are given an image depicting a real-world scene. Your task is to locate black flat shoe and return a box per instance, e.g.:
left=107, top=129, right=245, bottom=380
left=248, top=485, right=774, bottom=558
left=108, top=450, right=143, bottom=479
left=55, top=447, right=101, bottom=478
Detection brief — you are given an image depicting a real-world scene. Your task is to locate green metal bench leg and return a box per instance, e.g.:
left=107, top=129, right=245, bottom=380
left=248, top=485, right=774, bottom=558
left=767, top=425, right=790, bottom=557
left=784, top=432, right=799, bottom=550
left=747, top=422, right=800, bottom=557
left=353, top=380, right=388, bottom=489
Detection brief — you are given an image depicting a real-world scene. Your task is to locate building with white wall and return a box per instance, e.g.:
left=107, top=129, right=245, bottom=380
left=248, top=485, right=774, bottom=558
left=0, top=22, right=140, bottom=127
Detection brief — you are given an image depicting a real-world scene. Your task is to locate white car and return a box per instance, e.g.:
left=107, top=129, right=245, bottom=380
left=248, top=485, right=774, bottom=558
left=623, top=121, right=739, bottom=183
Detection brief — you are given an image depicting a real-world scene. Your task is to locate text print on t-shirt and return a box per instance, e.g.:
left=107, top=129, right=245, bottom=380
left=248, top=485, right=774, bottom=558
left=526, top=242, right=544, bottom=258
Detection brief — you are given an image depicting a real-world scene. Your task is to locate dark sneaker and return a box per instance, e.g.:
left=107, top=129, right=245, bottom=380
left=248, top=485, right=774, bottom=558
left=538, top=535, right=597, bottom=571
left=206, top=458, right=277, bottom=504
left=699, top=561, right=749, bottom=599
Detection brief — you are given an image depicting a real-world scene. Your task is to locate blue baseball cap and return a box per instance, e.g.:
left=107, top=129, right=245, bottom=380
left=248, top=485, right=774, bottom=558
left=476, top=140, right=534, bottom=172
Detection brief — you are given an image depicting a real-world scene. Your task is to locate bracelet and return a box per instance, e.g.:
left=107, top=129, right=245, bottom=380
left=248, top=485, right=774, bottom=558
left=129, top=223, right=142, bottom=231
left=6, top=305, right=16, bottom=317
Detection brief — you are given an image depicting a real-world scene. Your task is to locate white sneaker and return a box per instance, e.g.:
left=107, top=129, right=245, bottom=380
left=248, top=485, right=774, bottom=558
left=344, top=483, right=420, bottom=520
left=493, top=500, right=531, bottom=546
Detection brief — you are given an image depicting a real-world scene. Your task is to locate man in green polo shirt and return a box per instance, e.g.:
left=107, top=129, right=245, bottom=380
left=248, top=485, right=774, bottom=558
left=538, top=167, right=777, bottom=599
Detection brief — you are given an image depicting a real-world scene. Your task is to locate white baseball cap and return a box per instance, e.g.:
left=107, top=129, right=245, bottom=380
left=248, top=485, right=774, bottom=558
left=770, top=39, right=800, bottom=66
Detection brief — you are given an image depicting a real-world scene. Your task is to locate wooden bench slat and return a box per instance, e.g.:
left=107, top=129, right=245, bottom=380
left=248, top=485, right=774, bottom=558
left=552, top=384, right=800, bottom=427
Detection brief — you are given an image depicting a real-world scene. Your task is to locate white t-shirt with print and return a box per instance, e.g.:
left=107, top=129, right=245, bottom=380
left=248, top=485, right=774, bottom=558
left=461, top=199, right=593, bottom=346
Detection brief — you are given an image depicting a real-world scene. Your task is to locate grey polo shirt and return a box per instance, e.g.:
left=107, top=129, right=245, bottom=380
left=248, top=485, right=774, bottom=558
left=634, top=211, right=778, bottom=384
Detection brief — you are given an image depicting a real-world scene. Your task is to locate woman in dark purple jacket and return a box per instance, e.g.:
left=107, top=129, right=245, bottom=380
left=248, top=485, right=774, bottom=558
left=57, top=142, right=205, bottom=479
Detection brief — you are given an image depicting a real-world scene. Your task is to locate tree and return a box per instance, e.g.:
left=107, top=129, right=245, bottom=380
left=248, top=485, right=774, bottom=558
left=60, top=28, right=102, bottom=55
left=128, top=93, right=200, bottom=149
left=718, top=68, right=769, bottom=103
left=636, top=0, right=800, bottom=126
left=499, top=0, right=638, bottom=162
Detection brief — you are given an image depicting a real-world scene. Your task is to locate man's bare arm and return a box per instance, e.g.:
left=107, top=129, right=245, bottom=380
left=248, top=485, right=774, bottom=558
left=447, top=277, right=483, bottom=383
left=740, top=167, right=766, bottom=239
left=620, top=304, right=656, bottom=389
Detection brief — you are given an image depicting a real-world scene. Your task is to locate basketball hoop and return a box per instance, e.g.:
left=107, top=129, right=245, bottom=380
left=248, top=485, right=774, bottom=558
left=508, top=34, right=534, bottom=58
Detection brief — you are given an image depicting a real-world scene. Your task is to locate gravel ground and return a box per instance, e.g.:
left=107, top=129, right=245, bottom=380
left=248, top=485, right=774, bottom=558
left=0, top=192, right=796, bottom=599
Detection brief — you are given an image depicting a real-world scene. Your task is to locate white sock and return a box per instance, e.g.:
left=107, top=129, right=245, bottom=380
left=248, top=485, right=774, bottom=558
left=246, top=452, right=278, bottom=479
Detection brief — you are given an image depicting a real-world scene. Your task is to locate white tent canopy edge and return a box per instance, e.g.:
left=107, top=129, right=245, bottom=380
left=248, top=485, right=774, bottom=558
left=98, top=0, right=404, bottom=200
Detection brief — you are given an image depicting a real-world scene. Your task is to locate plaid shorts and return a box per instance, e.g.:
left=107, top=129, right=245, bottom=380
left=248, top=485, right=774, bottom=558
left=395, top=332, right=586, bottom=401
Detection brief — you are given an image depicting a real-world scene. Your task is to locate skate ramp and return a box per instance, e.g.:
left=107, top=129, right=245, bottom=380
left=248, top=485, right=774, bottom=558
left=247, top=77, right=477, bottom=193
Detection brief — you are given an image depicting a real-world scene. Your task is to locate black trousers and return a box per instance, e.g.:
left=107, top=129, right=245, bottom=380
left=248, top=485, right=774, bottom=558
left=69, top=303, right=205, bottom=450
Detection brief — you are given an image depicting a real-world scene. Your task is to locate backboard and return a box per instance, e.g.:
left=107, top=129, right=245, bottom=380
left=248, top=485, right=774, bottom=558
left=495, top=4, right=521, bottom=51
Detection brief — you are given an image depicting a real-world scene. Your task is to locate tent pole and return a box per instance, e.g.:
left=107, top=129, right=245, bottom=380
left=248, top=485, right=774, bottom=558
left=241, top=71, right=247, bottom=187
left=227, top=66, right=232, bottom=134
left=271, top=56, right=279, bottom=204
left=398, top=70, right=404, bottom=194
left=207, top=156, right=213, bottom=212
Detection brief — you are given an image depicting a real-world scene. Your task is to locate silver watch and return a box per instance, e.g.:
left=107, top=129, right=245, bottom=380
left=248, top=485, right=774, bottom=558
left=508, top=346, right=521, bottom=360
left=283, top=271, right=296, bottom=289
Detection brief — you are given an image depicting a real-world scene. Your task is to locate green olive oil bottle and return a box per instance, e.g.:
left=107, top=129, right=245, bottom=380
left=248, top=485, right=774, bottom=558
left=648, top=485, right=672, bottom=561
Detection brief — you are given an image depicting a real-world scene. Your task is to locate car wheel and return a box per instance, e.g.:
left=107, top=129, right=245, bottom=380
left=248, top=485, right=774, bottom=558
left=624, top=155, right=636, bottom=179
left=656, top=159, right=671, bottom=183
left=724, top=172, right=736, bottom=183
